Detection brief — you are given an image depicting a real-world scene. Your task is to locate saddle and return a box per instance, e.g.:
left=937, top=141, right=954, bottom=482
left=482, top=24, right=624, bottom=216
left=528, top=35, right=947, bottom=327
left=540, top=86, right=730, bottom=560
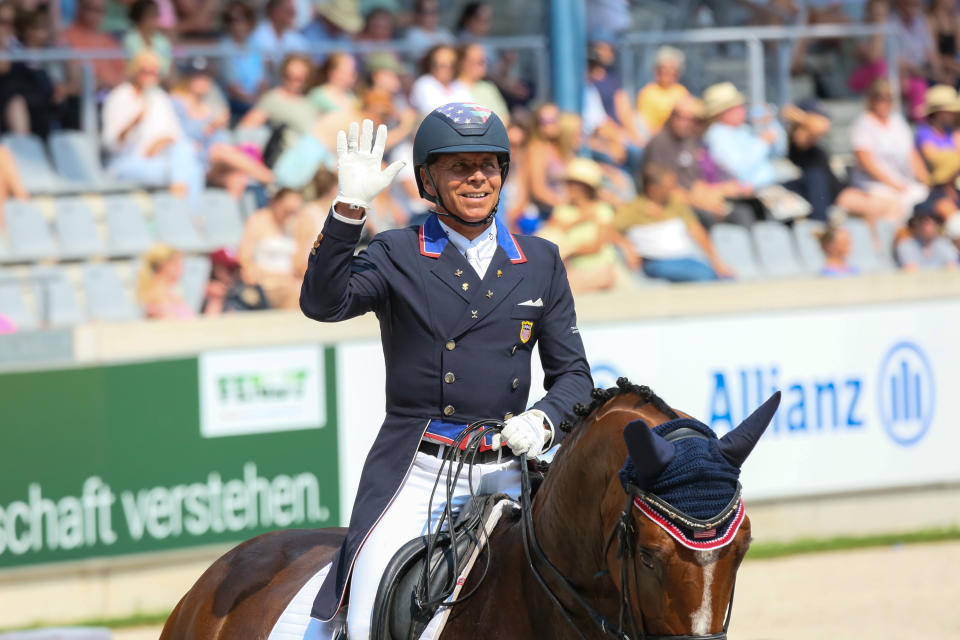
left=369, top=493, right=518, bottom=640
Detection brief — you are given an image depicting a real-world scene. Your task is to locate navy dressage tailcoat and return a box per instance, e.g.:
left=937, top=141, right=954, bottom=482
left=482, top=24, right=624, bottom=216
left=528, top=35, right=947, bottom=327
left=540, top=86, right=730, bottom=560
left=300, top=211, right=593, bottom=620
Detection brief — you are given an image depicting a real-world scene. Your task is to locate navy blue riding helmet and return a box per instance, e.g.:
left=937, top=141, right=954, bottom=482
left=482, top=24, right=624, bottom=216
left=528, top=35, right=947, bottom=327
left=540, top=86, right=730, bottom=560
left=412, top=102, right=510, bottom=227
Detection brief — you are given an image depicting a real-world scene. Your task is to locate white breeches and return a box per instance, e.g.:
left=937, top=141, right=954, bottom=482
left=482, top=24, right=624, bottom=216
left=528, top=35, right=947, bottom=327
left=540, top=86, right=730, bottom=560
left=346, top=450, right=522, bottom=640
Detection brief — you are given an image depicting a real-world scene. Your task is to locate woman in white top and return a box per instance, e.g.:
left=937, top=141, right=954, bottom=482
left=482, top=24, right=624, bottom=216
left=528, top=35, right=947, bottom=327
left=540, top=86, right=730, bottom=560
left=850, top=79, right=930, bottom=220
left=237, top=187, right=318, bottom=309
left=102, top=51, right=204, bottom=199
left=409, top=44, right=471, bottom=116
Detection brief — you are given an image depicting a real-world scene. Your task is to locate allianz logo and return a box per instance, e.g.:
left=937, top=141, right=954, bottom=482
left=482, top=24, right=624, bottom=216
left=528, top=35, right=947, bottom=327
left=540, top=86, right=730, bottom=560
left=706, top=341, right=934, bottom=447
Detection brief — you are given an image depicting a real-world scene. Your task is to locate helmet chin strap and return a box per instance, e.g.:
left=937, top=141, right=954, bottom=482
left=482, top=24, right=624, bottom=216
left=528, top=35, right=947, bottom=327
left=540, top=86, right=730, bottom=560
left=424, top=167, right=498, bottom=227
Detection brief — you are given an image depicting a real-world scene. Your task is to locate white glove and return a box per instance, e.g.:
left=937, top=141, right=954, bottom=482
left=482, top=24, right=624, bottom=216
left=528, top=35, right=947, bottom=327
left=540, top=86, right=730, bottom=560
left=493, top=409, right=552, bottom=459
left=334, top=119, right=405, bottom=211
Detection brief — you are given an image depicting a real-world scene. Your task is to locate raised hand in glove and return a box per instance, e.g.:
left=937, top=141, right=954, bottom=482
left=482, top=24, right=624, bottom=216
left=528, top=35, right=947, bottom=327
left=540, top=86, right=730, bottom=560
left=493, top=409, right=553, bottom=459
left=334, top=119, right=405, bottom=212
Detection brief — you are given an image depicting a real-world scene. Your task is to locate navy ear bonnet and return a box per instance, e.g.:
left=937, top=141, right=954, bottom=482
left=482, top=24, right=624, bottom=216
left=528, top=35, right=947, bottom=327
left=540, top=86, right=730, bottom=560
left=619, top=418, right=740, bottom=520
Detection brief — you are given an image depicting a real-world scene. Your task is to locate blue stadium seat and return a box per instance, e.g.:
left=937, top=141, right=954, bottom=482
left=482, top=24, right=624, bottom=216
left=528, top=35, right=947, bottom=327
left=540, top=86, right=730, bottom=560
left=151, top=193, right=206, bottom=252
left=200, top=189, right=244, bottom=248
left=872, top=218, right=898, bottom=268
left=103, top=195, right=154, bottom=256
left=5, top=200, right=58, bottom=261
left=792, top=219, right=827, bottom=274
left=48, top=130, right=135, bottom=192
left=82, top=262, right=142, bottom=322
left=709, top=223, right=762, bottom=280
left=0, top=272, right=36, bottom=330
left=55, top=197, right=106, bottom=259
left=181, top=255, right=211, bottom=312
left=751, top=221, right=804, bottom=278
left=31, top=265, right=85, bottom=326
left=843, top=217, right=886, bottom=272
left=2, top=134, right=64, bottom=193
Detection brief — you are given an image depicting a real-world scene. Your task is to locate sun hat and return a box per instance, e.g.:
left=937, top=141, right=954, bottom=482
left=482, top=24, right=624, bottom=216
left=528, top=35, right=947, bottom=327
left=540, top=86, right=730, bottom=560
left=315, top=0, right=362, bottom=34
left=703, top=82, right=746, bottom=119
left=923, top=84, right=960, bottom=116
left=564, top=157, right=603, bottom=190
left=365, top=51, right=405, bottom=75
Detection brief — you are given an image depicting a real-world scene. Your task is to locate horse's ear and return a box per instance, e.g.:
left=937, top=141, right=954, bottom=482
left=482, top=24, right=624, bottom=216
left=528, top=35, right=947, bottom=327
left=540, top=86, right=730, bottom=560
left=718, top=391, right=781, bottom=468
left=623, top=419, right=676, bottom=487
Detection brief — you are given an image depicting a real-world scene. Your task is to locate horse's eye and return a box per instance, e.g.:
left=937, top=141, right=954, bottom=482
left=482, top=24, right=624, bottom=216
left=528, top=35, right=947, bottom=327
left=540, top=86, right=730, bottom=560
left=637, top=548, right=656, bottom=569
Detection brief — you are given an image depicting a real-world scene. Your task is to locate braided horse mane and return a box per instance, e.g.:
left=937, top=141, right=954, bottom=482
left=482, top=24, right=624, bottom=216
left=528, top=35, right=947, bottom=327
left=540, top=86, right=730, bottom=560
left=539, top=377, right=680, bottom=473
left=560, top=377, right=679, bottom=434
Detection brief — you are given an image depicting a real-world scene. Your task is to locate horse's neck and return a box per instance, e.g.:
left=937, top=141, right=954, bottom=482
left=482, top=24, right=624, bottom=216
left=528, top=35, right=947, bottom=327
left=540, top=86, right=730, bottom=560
left=532, top=418, right=622, bottom=583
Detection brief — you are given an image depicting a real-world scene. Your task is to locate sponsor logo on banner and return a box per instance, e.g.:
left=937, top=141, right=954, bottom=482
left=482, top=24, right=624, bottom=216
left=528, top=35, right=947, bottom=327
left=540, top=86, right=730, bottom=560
left=540, top=301, right=960, bottom=498
left=877, top=341, right=935, bottom=446
left=199, top=345, right=326, bottom=437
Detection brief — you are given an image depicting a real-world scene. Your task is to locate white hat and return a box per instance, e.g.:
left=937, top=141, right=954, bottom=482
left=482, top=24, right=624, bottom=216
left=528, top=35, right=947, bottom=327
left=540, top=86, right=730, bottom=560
left=703, top=82, right=746, bottom=119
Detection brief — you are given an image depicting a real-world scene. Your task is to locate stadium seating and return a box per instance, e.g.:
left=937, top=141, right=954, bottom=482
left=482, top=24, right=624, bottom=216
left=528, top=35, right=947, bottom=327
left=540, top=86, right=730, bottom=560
left=199, top=189, right=245, bottom=249
left=55, top=197, right=107, bottom=259
left=843, top=217, right=887, bottom=273
left=710, top=223, right=762, bottom=280
left=873, top=219, right=898, bottom=269
left=82, top=262, right=142, bottom=322
left=751, top=221, right=804, bottom=278
left=31, top=265, right=84, bottom=326
left=181, top=255, right=212, bottom=312
left=2, top=134, right=69, bottom=194
left=792, top=219, right=827, bottom=274
left=4, top=200, right=58, bottom=262
left=49, top=130, right=134, bottom=192
left=103, top=195, right=154, bottom=257
left=151, top=193, right=207, bottom=252
left=0, top=276, right=34, bottom=329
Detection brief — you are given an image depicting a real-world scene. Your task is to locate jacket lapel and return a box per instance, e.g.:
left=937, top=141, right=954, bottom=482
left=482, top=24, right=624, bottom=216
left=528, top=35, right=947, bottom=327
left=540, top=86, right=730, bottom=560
left=449, top=247, right=524, bottom=338
left=430, top=242, right=478, bottom=303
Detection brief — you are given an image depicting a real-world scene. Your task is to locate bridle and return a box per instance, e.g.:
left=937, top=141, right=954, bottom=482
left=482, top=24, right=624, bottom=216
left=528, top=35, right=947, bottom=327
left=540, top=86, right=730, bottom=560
left=417, top=421, right=739, bottom=640
left=516, top=428, right=740, bottom=640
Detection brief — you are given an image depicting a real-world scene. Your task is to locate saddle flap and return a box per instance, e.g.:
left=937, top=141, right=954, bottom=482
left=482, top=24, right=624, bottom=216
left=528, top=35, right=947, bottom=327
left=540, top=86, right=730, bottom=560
left=369, top=493, right=515, bottom=640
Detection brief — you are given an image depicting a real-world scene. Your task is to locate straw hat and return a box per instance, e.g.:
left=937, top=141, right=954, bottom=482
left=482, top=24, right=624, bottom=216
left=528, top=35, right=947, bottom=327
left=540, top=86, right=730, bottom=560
left=365, top=51, right=405, bottom=76
left=923, top=84, right=960, bottom=116
left=315, top=0, right=362, bottom=34
left=565, top=157, right=603, bottom=190
left=703, top=82, right=746, bottom=119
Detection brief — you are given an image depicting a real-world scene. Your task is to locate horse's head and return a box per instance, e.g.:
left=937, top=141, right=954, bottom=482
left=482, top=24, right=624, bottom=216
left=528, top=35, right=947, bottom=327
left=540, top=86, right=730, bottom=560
left=533, top=380, right=779, bottom=639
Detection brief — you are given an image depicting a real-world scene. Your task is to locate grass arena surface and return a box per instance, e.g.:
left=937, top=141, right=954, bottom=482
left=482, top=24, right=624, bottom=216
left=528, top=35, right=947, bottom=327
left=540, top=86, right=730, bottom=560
left=5, top=530, right=960, bottom=638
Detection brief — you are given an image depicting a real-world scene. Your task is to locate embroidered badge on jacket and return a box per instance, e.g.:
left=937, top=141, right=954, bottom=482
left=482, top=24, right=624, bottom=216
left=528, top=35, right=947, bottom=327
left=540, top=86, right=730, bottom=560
left=520, top=321, right=533, bottom=344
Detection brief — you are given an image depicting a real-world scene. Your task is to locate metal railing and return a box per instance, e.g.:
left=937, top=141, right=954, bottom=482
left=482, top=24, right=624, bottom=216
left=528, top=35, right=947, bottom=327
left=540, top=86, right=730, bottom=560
left=0, top=34, right=549, bottom=141
left=617, top=23, right=899, bottom=108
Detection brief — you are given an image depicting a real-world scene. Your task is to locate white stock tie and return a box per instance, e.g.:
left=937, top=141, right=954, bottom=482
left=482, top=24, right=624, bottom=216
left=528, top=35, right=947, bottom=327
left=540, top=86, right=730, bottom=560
left=465, top=246, right=485, bottom=279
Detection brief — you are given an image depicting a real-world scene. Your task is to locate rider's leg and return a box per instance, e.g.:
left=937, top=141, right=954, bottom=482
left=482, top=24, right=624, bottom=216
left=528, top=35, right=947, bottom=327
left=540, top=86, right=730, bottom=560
left=346, top=452, right=522, bottom=640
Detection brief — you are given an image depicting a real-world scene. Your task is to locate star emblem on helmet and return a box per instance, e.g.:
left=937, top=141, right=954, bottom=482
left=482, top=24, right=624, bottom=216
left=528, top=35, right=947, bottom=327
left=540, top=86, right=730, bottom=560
left=435, top=102, right=493, bottom=127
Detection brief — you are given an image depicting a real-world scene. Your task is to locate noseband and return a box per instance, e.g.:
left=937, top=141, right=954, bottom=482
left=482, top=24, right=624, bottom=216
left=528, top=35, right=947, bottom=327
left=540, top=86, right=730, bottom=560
left=517, top=428, right=739, bottom=640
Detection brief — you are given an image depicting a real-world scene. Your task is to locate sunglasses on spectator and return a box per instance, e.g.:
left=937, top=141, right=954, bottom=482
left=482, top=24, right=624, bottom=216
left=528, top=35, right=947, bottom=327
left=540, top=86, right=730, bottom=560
left=225, top=12, right=249, bottom=23
left=873, top=94, right=893, bottom=102
left=539, top=116, right=558, bottom=125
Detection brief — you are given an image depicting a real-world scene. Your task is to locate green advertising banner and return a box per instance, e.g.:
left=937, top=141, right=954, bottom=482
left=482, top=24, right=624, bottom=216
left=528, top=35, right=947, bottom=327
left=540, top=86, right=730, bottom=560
left=0, top=344, right=339, bottom=569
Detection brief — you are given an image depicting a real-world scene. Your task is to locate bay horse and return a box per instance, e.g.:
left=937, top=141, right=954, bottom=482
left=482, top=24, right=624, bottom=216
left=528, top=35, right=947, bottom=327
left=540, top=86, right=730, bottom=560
left=160, top=379, right=779, bottom=640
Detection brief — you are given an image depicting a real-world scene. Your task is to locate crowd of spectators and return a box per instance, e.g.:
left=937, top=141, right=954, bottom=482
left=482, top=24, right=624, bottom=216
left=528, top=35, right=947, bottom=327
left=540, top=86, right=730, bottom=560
left=0, top=0, right=959, bottom=328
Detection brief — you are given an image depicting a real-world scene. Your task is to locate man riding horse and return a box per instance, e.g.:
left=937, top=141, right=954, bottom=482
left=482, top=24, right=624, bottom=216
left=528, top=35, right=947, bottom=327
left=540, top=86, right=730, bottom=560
left=300, top=104, right=594, bottom=639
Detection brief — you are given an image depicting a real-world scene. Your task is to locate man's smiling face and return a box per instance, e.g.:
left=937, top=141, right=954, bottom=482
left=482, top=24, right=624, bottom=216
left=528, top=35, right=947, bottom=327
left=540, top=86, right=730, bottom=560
left=421, top=152, right=503, bottom=225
